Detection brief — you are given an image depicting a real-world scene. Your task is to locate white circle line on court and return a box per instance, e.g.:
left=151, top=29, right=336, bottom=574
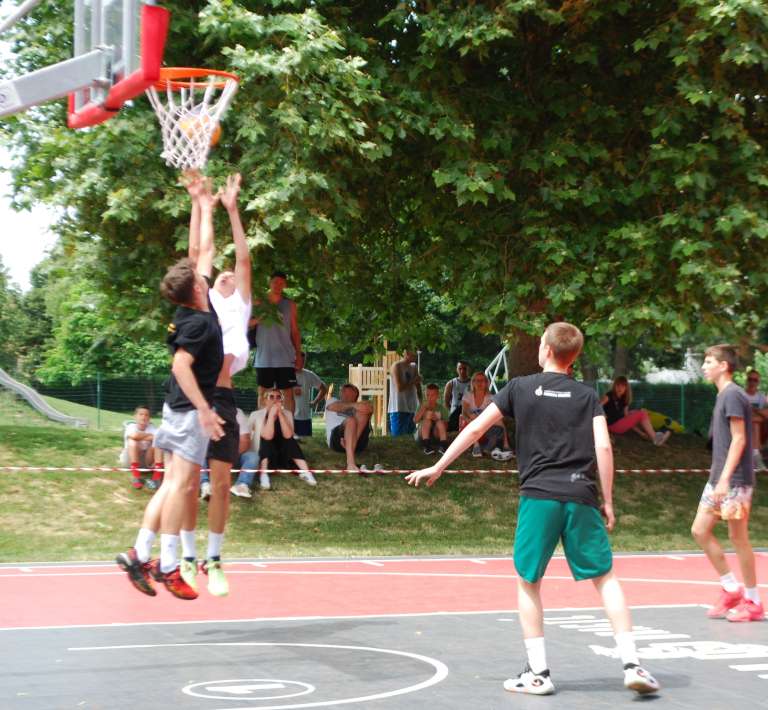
left=69, top=642, right=449, bottom=710
left=0, top=604, right=709, bottom=633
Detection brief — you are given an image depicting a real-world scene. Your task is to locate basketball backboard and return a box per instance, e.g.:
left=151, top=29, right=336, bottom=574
left=0, top=1, right=169, bottom=128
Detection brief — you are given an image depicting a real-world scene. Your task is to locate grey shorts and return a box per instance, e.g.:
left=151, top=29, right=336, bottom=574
left=153, top=404, right=210, bottom=467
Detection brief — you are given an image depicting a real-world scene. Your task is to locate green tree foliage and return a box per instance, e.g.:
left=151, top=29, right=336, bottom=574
left=0, top=256, right=29, bottom=371
left=2, top=1, right=767, bottom=372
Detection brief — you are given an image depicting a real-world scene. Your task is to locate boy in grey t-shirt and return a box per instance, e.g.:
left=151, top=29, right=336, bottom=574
left=693, top=344, right=763, bottom=622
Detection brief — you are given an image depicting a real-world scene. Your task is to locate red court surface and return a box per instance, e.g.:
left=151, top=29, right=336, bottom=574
left=1, top=552, right=767, bottom=629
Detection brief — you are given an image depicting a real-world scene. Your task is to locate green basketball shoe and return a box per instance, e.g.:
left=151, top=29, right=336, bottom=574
left=203, top=558, right=229, bottom=597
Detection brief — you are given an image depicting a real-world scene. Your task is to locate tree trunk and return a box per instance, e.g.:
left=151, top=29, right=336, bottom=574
left=503, top=330, right=541, bottom=379
left=613, top=343, right=629, bottom=377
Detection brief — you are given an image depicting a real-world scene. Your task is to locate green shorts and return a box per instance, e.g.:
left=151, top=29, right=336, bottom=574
left=513, top=496, right=613, bottom=583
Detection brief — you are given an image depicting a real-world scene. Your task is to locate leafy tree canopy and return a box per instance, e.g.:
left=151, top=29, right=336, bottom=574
left=2, top=0, right=767, bottom=375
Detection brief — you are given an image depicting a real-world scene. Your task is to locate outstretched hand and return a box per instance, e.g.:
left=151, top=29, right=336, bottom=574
left=405, top=465, right=443, bottom=488
left=218, top=173, right=242, bottom=212
left=196, top=176, right=219, bottom=211
left=182, top=170, right=206, bottom=201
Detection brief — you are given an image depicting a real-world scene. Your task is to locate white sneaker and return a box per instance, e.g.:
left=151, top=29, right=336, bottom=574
left=492, top=448, right=515, bottom=461
left=471, top=444, right=483, bottom=458
left=230, top=483, right=252, bottom=498
left=503, top=665, right=555, bottom=696
left=200, top=481, right=211, bottom=501
left=623, top=664, right=660, bottom=695
left=298, top=470, right=317, bottom=486
left=653, top=430, right=671, bottom=446
left=259, top=472, right=271, bottom=490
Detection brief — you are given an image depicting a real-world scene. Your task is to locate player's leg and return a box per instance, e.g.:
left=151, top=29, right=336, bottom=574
left=692, top=488, right=743, bottom=616
left=504, top=497, right=560, bottom=696
left=116, top=455, right=173, bottom=596
left=562, top=502, right=659, bottom=695
left=726, top=495, right=763, bottom=621
left=179, top=468, right=200, bottom=591
left=204, top=458, right=232, bottom=596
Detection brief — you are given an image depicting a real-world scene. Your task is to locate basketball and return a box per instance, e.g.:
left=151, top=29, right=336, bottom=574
left=178, top=112, right=222, bottom=146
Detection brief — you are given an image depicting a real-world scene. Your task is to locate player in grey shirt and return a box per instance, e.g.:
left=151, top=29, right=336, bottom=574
left=693, top=344, right=762, bottom=622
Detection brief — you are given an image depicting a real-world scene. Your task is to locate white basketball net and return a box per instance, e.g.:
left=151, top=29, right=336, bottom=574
left=146, top=72, right=238, bottom=170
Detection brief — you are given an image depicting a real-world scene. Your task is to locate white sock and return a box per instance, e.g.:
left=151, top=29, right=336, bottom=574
left=180, top=529, right=197, bottom=560
left=133, top=528, right=156, bottom=563
left=160, top=534, right=179, bottom=574
left=524, top=636, right=547, bottom=674
left=720, top=572, right=740, bottom=593
left=207, top=531, right=224, bottom=560
left=745, top=586, right=761, bottom=604
left=615, top=631, right=639, bottom=667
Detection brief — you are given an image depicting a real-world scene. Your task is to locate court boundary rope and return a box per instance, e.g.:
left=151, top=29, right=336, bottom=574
left=0, top=466, right=714, bottom=475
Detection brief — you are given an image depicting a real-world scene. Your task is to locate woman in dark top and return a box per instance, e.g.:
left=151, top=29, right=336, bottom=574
left=600, top=376, right=671, bottom=445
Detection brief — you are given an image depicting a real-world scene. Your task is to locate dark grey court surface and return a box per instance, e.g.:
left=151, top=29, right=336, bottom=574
left=1, top=606, right=766, bottom=709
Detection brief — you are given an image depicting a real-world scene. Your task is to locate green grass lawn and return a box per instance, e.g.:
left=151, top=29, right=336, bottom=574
left=0, top=390, right=765, bottom=562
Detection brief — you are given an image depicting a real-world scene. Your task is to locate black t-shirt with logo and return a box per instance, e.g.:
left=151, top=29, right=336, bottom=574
left=493, top=372, right=605, bottom=507
left=164, top=303, right=224, bottom=411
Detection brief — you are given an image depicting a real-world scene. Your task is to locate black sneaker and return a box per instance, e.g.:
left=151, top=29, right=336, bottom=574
left=116, top=548, right=157, bottom=597
left=422, top=446, right=435, bottom=455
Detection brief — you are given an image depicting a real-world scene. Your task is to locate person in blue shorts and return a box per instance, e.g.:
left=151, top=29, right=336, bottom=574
left=407, top=322, right=660, bottom=697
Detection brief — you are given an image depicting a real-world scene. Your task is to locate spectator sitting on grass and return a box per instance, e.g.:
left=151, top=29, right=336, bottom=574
left=600, top=376, right=670, bottom=446
left=325, top=383, right=374, bottom=472
left=414, top=383, right=448, bottom=455
left=231, top=407, right=268, bottom=495
left=293, top=351, right=327, bottom=439
left=444, top=360, right=471, bottom=432
left=744, top=370, right=768, bottom=471
left=461, top=372, right=514, bottom=461
left=120, top=405, right=163, bottom=490
left=258, top=388, right=317, bottom=487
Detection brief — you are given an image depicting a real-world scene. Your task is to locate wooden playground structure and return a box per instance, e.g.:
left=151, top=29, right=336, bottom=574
left=347, top=350, right=399, bottom=436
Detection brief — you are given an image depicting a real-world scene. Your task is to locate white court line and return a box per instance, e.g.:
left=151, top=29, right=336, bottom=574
left=360, top=561, right=384, bottom=567
left=0, top=604, right=707, bottom=633
left=4, top=551, right=752, bottom=569
left=2, top=568, right=766, bottom=589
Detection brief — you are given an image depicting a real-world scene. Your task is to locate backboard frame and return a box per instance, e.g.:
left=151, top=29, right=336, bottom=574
left=68, top=1, right=169, bottom=129
left=0, top=1, right=169, bottom=128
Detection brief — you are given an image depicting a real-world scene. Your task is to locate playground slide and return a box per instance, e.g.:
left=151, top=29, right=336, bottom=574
left=0, top=368, right=88, bottom=428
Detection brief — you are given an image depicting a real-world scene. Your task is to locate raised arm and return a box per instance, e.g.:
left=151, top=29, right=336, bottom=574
left=196, top=177, right=218, bottom=280
left=183, top=171, right=203, bottom=267
left=219, top=173, right=251, bottom=301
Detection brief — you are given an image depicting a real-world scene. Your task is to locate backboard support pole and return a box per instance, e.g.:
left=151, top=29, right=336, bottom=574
left=0, top=49, right=109, bottom=118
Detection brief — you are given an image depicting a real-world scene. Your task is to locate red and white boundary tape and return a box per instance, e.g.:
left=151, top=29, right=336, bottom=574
left=0, top=465, right=714, bottom=475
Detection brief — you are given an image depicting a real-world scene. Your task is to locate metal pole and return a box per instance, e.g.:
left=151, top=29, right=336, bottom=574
left=0, top=0, right=46, bottom=35
left=96, top=371, right=102, bottom=430
left=680, top=383, right=686, bottom=429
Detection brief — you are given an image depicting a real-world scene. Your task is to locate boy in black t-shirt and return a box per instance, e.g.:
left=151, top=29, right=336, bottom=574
left=693, top=344, right=762, bottom=621
left=407, top=322, right=659, bottom=697
left=117, top=174, right=225, bottom=601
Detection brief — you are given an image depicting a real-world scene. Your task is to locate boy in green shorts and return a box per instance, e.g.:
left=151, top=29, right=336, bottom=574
left=406, top=322, right=659, bottom=697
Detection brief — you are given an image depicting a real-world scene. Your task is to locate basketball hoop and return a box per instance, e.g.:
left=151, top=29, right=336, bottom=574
left=146, top=67, right=239, bottom=170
